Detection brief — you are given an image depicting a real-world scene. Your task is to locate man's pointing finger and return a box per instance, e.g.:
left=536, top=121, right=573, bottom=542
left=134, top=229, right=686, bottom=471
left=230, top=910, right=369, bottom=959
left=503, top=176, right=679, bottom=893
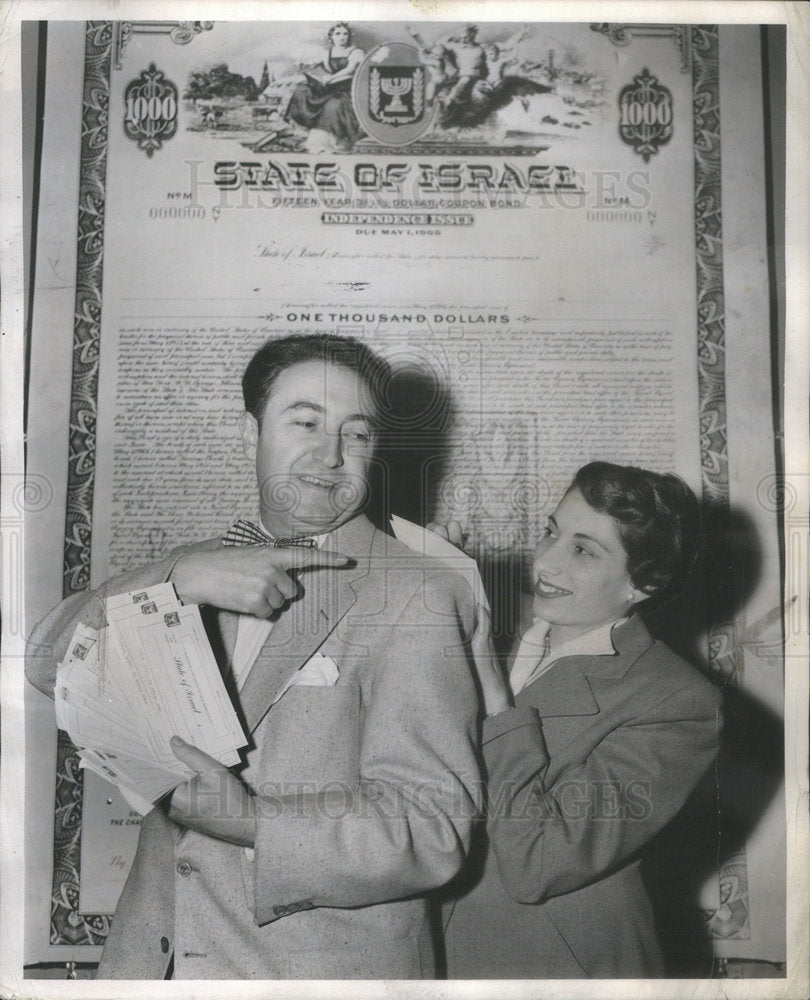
left=280, top=548, right=354, bottom=572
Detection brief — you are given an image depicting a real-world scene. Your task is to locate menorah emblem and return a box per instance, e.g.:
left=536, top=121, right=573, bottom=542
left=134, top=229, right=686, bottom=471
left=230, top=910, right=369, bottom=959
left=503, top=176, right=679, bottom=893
left=368, top=66, right=424, bottom=126
left=380, top=75, right=412, bottom=115
left=353, top=43, right=434, bottom=144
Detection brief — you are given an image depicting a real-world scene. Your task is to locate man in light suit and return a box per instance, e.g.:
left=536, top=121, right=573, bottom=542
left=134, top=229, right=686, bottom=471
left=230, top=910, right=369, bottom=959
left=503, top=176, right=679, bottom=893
left=27, top=334, right=481, bottom=979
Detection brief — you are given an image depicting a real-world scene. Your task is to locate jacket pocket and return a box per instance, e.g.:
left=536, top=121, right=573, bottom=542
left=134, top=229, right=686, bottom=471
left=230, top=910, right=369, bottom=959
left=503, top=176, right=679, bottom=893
left=255, top=682, right=361, bottom=787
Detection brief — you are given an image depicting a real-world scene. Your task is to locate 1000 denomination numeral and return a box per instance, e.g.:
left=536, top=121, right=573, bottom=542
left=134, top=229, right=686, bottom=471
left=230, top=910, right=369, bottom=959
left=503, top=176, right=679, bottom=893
left=619, top=95, right=672, bottom=127
left=123, top=64, right=179, bottom=157
left=126, top=92, right=177, bottom=128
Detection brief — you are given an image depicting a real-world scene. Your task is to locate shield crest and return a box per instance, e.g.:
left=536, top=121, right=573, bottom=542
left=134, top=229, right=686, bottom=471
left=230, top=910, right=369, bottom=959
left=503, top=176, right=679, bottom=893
left=353, top=43, right=435, bottom=146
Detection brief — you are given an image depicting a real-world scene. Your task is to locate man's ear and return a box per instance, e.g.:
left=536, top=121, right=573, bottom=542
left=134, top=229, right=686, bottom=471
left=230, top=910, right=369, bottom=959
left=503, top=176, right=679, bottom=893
left=240, top=412, right=259, bottom=461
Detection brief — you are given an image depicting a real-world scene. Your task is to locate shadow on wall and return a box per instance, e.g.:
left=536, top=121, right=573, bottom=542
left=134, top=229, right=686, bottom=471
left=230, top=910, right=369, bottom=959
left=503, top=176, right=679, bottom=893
left=370, top=363, right=456, bottom=530
left=643, top=503, right=784, bottom=975
left=372, top=363, right=524, bottom=654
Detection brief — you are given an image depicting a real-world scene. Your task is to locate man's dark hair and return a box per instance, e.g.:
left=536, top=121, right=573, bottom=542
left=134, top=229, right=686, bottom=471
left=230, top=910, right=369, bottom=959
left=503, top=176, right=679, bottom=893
left=570, top=461, right=701, bottom=598
left=242, top=334, right=392, bottom=426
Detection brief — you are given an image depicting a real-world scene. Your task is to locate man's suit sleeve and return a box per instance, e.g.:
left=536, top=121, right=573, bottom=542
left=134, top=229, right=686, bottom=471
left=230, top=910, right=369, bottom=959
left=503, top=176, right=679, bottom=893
left=25, top=547, right=200, bottom=698
left=481, top=671, right=722, bottom=903
left=250, top=568, right=482, bottom=924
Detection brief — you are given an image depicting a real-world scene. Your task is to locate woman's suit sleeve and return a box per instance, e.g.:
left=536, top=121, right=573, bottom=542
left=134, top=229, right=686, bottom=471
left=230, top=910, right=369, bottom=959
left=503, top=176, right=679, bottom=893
left=482, top=671, right=722, bottom=903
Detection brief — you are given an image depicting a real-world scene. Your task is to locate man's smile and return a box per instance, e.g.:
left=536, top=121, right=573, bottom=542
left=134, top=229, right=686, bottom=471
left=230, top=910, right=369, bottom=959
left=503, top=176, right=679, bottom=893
left=298, top=474, right=340, bottom=490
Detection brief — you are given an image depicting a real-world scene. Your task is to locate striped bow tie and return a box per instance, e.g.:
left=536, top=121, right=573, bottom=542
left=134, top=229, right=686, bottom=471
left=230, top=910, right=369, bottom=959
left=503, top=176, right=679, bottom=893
left=221, top=518, right=317, bottom=549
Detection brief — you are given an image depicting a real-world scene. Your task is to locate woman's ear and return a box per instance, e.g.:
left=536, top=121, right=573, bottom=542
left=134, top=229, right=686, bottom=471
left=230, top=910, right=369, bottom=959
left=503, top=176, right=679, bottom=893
left=627, top=584, right=653, bottom=606
left=240, top=412, right=259, bottom=461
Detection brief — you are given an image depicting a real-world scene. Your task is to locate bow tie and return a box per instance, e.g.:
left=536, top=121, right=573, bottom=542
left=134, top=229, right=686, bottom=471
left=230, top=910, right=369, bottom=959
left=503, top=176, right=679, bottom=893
left=221, top=518, right=317, bottom=549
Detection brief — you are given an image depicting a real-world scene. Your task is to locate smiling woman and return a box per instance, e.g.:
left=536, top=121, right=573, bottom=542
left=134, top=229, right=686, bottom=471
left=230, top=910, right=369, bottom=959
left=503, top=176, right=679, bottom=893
left=442, top=462, right=723, bottom=979
left=530, top=490, right=646, bottom=642
left=530, top=463, right=699, bottom=646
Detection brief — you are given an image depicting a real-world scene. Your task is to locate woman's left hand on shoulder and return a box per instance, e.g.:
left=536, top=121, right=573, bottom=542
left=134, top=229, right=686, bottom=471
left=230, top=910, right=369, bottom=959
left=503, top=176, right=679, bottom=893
left=472, top=604, right=512, bottom=717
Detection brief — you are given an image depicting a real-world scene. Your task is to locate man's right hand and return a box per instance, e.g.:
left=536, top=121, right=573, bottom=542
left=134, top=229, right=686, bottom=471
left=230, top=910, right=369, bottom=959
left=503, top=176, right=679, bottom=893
left=170, top=546, right=351, bottom=617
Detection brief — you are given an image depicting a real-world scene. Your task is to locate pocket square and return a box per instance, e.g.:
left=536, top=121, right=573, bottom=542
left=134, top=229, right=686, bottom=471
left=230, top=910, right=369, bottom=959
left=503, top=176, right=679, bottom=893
left=272, top=653, right=339, bottom=705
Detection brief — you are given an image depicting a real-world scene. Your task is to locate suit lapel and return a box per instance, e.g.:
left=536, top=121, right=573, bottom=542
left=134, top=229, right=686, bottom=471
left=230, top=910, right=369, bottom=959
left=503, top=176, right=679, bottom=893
left=516, top=658, right=600, bottom=717
left=509, top=593, right=598, bottom=717
left=217, top=608, right=239, bottom=664
left=515, top=613, right=655, bottom=718
left=238, top=515, right=375, bottom=733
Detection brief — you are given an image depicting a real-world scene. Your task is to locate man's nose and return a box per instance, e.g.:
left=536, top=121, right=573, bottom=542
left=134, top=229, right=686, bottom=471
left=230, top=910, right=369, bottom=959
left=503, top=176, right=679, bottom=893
left=314, top=431, right=344, bottom=468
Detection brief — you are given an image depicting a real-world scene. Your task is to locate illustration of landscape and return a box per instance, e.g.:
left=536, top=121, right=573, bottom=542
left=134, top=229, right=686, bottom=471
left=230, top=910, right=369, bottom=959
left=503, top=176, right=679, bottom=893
left=181, top=21, right=608, bottom=154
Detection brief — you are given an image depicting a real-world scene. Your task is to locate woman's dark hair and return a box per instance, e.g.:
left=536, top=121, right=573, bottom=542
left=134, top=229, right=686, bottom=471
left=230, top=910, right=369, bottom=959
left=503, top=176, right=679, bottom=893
left=570, top=462, right=701, bottom=599
left=242, top=334, right=392, bottom=427
left=327, top=22, right=353, bottom=44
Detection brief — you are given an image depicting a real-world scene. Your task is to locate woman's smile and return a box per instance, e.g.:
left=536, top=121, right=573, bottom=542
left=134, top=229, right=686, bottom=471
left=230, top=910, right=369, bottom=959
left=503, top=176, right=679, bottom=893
left=534, top=577, right=572, bottom=598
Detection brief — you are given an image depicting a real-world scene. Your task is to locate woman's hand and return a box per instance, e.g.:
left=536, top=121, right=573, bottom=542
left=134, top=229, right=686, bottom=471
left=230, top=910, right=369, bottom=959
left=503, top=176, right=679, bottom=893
left=472, top=603, right=512, bottom=717
left=426, top=519, right=466, bottom=549
left=425, top=522, right=511, bottom=716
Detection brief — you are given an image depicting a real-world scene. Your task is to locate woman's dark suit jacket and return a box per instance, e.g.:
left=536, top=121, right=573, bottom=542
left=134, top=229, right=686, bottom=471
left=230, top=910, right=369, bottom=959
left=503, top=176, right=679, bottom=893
left=445, top=612, right=722, bottom=979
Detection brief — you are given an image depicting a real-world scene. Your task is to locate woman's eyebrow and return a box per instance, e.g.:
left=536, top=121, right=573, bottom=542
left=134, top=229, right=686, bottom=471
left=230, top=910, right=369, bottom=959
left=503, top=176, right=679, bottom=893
left=550, top=515, right=611, bottom=553
left=572, top=531, right=610, bottom=553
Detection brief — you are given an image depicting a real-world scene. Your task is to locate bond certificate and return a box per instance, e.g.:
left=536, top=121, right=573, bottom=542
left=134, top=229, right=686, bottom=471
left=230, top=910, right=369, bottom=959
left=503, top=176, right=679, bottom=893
left=9, top=2, right=797, bottom=991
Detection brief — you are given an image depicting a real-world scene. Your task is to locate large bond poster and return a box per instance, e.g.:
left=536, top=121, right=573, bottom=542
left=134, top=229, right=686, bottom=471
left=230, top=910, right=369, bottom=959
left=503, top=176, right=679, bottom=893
left=20, top=8, right=786, bottom=984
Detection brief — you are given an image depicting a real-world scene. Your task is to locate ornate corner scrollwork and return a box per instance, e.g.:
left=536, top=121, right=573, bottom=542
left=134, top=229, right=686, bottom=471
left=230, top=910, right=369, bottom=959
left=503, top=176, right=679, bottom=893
left=171, top=21, right=214, bottom=46
left=590, top=23, right=692, bottom=73
left=113, top=20, right=214, bottom=71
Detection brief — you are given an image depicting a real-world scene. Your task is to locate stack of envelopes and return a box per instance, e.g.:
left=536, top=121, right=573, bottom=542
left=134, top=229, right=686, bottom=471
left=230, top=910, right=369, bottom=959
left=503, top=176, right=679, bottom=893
left=55, top=582, right=246, bottom=803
